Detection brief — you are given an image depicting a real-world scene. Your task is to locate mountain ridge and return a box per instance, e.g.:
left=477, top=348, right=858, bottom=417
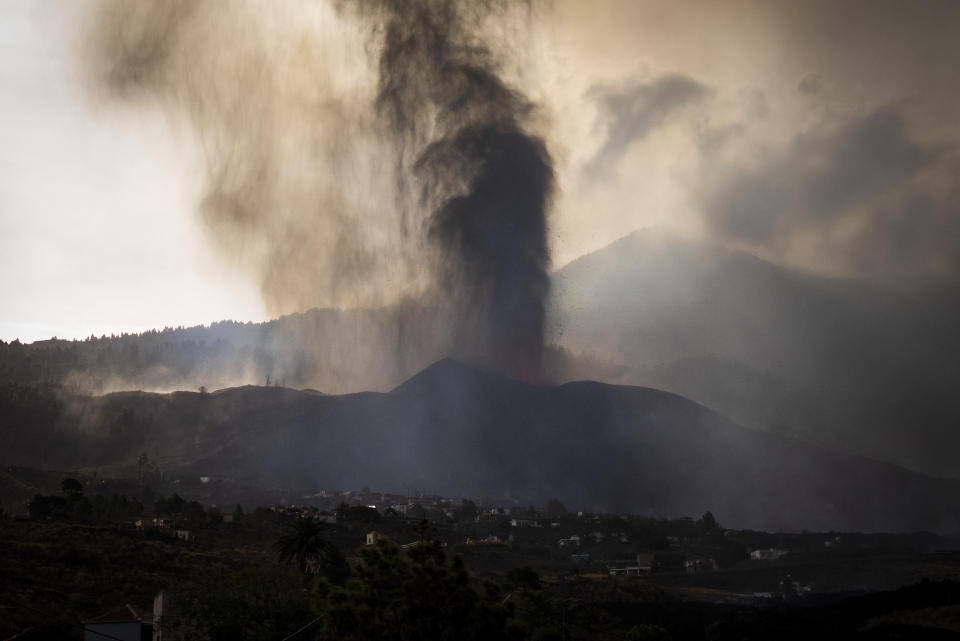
left=548, top=228, right=960, bottom=479
left=3, top=228, right=959, bottom=480
left=3, top=358, right=958, bottom=533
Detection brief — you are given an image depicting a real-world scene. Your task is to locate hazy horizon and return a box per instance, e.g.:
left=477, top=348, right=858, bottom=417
left=4, top=0, right=960, bottom=344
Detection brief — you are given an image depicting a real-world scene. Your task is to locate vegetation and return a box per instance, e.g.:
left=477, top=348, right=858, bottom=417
left=3, top=466, right=960, bottom=640
left=161, top=566, right=313, bottom=641
left=275, top=515, right=349, bottom=583
left=312, top=539, right=519, bottom=641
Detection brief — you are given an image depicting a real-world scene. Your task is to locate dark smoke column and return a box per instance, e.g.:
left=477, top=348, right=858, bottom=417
left=361, top=0, right=554, bottom=382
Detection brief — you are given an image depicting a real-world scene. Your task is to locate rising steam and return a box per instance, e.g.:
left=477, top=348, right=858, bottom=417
left=85, top=0, right=553, bottom=382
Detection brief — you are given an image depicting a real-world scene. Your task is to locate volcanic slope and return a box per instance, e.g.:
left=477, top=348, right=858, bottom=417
left=4, top=359, right=959, bottom=533
left=548, top=229, right=960, bottom=479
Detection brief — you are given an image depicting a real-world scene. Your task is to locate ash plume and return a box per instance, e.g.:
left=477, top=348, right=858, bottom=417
left=84, top=0, right=554, bottom=383
left=359, top=0, right=554, bottom=381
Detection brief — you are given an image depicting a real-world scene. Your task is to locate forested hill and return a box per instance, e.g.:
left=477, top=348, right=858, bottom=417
left=0, top=308, right=438, bottom=395
left=0, top=309, right=608, bottom=396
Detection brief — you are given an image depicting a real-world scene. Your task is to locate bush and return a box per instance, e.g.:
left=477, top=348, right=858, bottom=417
left=312, top=539, right=516, bottom=641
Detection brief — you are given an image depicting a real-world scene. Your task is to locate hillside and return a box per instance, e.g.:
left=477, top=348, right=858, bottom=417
left=4, top=229, right=959, bottom=482
left=0, top=307, right=442, bottom=395
left=548, top=230, right=960, bottom=479
left=3, top=359, right=959, bottom=533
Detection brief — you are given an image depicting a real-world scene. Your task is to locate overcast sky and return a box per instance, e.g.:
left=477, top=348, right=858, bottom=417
left=2, top=0, right=959, bottom=342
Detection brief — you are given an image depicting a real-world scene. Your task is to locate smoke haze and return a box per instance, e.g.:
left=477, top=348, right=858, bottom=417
left=87, top=0, right=411, bottom=315
left=5, top=0, right=960, bottom=486
left=86, top=0, right=553, bottom=380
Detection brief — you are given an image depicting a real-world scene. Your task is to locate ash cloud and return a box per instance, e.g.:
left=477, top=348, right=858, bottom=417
left=86, top=0, right=405, bottom=316
left=586, top=73, right=710, bottom=177
left=357, top=0, right=554, bottom=381
left=703, top=105, right=960, bottom=278
left=85, top=0, right=554, bottom=382
left=797, top=73, right=822, bottom=96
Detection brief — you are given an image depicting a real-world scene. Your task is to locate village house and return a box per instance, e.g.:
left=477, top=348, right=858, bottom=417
left=510, top=518, right=540, bottom=528
left=750, top=548, right=788, bottom=561
left=558, top=534, right=581, bottom=547
left=465, top=534, right=505, bottom=545
left=366, top=531, right=388, bottom=546
left=684, top=556, right=718, bottom=573
left=608, top=566, right=649, bottom=576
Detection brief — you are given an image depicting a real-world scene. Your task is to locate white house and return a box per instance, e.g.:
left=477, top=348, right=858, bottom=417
left=510, top=518, right=540, bottom=528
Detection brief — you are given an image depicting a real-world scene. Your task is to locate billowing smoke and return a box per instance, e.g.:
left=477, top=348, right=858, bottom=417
left=359, top=0, right=554, bottom=380
left=85, top=0, right=404, bottom=316
left=84, top=0, right=554, bottom=383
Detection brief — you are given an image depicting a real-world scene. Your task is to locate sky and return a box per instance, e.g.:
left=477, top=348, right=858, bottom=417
left=2, top=0, right=959, bottom=342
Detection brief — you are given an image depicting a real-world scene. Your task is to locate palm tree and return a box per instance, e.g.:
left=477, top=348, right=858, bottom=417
left=275, top=515, right=349, bottom=583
